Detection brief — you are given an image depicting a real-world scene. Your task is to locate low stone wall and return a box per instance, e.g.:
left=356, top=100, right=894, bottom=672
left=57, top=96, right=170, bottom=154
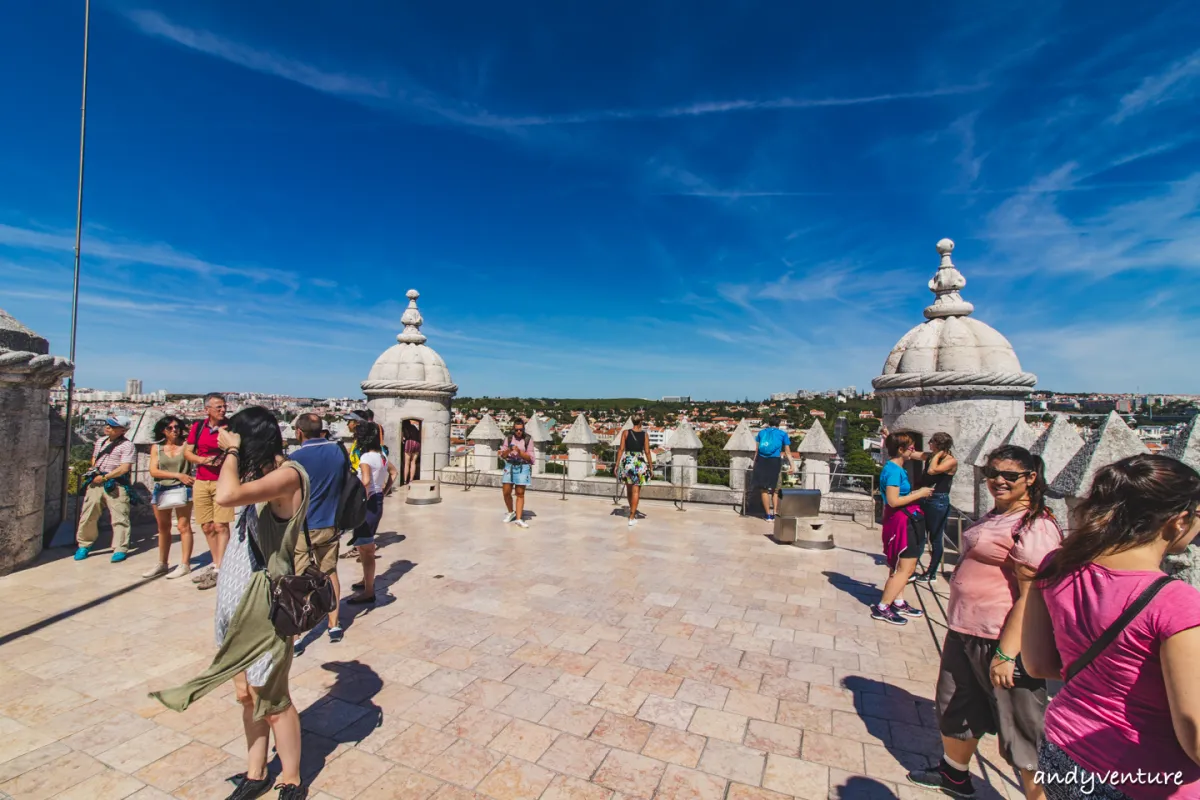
left=436, top=469, right=875, bottom=521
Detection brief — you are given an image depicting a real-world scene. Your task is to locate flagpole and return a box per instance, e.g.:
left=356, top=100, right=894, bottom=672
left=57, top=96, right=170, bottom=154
left=57, top=0, right=90, bottom=533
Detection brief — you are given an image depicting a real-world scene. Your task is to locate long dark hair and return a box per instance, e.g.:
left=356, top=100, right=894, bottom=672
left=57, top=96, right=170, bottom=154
left=356, top=421, right=383, bottom=454
left=153, top=415, right=189, bottom=443
left=929, top=432, right=953, bottom=454
left=986, top=445, right=1050, bottom=532
left=228, top=406, right=284, bottom=482
left=1036, top=455, right=1200, bottom=585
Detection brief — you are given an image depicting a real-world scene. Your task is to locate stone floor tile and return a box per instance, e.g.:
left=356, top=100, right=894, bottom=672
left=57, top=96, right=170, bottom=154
left=302, top=697, right=372, bottom=739
left=658, top=637, right=704, bottom=660
left=666, top=659, right=719, bottom=683
left=538, top=734, right=611, bottom=780
left=777, top=700, right=833, bottom=733
left=508, top=665, right=562, bottom=693
left=654, top=764, right=727, bottom=800
left=403, top=694, right=470, bottom=730
left=434, top=646, right=481, bottom=670
left=456, top=678, right=518, bottom=710
left=827, top=768, right=900, bottom=800
left=124, top=786, right=175, bottom=800
left=788, top=662, right=835, bottom=686
left=758, top=675, right=810, bottom=703
left=51, top=767, right=145, bottom=800
left=94, top=727, right=191, bottom=774
left=448, top=705, right=515, bottom=746
left=309, top=747, right=393, bottom=798
left=552, top=652, right=602, bottom=677
left=629, top=670, right=683, bottom=699
left=593, top=748, right=667, bottom=799
left=743, top=720, right=802, bottom=757
left=384, top=657, right=441, bottom=686
left=477, top=755, right=557, bottom=800
left=730, top=635, right=774, bottom=656
left=640, top=726, right=706, bottom=769
left=591, top=684, right=649, bottom=717
left=723, top=690, right=778, bottom=723
left=60, top=711, right=158, bottom=756
left=495, top=688, right=560, bottom=723
left=687, top=708, right=747, bottom=743
left=590, top=712, right=653, bottom=752
left=831, top=710, right=891, bottom=746
left=488, top=719, right=562, bottom=762
left=541, top=699, right=606, bottom=737
left=131, top=741, right=228, bottom=792
left=816, top=648, right=863, bottom=669
left=635, top=696, right=696, bottom=731
left=739, top=653, right=789, bottom=677
left=726, top=783, right=792, bottom=800
left=588, top=661, right=641, bottom=688
left=711, top=666, right=762, bottom=694
left=549, top=674, right=605, bottom=704
left=697, top=645, right=744, bottom=669
left=588, top=642, right=637, bottom=663
left=356, top=764, right=445, bottom=799
left=696, top=739, right=767, bottom=786
left=626, top=649, right=676, bottom=673
left=673, top=680, right=728, bottom=713
left=0, top=749, right=104, bottom=799
left=861, top=743, right=930, bottom=784
left=467, top=655, right=525, bottom=683
left=806, top=684, right=857, bottom=713
left=418, top=668, right=479, bottom=697
left=372, top=684, right=428, bottom=715
left=540, top=773, right=615, bottom=800
left=512, top=644, right=561, bottom=667
left=553, top=633, right=601, bottom=655
left=762, top=753, right=830, bottom=800
left=425, top=739, right=505, bottom=788
left=430, top=784, right=491, bottom=800
left=378, top=723, right=457, bottom=769
left=801, top=732, right=866, bottom=772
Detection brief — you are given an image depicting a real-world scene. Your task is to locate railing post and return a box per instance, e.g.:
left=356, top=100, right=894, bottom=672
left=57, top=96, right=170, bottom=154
left=560, top=460, right=567, bottom=500
left=463, top=451, right=469, bottom=492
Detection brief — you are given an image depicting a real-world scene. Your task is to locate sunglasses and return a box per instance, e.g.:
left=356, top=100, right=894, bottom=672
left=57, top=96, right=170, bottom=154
left=983, top=466, right=1031, bottom=482
left=164, top=424, right=180, bottom=430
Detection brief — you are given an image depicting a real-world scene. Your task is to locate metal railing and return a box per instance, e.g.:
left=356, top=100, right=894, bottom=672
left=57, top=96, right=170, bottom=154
left=425, top=453, right=879, bottom=523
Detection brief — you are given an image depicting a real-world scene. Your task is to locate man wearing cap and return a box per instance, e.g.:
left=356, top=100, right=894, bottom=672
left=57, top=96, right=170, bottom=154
left=344, top=411, right=368, bottom=472
left=75, top=416, right=137, bottom=562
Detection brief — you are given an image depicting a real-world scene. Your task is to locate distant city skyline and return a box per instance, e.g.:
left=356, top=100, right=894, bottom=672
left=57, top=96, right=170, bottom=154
left=3, top=3, right=1199, bottom=397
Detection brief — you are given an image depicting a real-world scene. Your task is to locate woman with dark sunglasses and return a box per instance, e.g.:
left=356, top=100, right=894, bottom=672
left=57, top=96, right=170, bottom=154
left=909, top=445, right=1063, bottom=800
left=1022, top=455, right=1200, bottom=800
left=145, top=415, right=196, bottom=579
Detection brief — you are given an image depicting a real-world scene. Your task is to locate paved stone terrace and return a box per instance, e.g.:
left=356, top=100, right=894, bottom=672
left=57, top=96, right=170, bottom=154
left=0, top=489, right=1024, bottom=800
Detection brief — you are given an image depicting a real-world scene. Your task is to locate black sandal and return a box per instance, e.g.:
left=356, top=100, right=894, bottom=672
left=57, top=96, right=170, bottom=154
left=225, top=772, right=272, bottom=800
left=347, top=594, right=376, bottom=605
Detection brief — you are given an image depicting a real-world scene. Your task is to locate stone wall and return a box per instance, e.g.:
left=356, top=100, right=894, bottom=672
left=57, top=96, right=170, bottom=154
left=367, top=396, right=451, bottom=481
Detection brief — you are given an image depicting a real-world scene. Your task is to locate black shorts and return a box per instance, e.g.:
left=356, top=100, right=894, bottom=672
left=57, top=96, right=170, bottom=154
left=900, top=519, right=926, bottom=559
left=752, top=456, right=783, bottom=490
left=936, top=631, right=1047, bottom=772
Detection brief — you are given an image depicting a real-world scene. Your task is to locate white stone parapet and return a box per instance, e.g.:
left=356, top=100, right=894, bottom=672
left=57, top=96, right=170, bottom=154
left=666, top=419, right=702, bottom=486
left=723, top=419, right=757, bottom=492
left=563, top=414, right=598, bottom=479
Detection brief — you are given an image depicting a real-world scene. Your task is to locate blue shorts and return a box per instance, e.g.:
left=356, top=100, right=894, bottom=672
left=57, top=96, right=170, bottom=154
left=503, top=463, right=532, bottom=486
left=348, top=493, right=384, bottom=547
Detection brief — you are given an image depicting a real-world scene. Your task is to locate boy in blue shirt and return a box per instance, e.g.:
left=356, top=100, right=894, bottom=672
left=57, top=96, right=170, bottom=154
left=753, top=418, right=795, bottom=521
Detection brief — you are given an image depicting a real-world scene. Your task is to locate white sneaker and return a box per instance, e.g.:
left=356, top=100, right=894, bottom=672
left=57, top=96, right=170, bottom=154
left=142, top=562, right=169, bottom=579
left=190, top=564, right=213, bottom=583
left=628, top=518, right=638, bottom=528
left=166, top=564, right=191, bottom=580
left=515, top=520, right=529, bottom=528
left=503, top=512, right=516, bottom=523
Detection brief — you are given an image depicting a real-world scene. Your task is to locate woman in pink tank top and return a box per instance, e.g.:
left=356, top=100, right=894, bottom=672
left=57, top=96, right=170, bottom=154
left=1023, top=454, right=1200, bottom=800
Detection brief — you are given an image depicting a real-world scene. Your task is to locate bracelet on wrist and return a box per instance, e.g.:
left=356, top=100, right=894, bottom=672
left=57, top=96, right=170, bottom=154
left=993, top=648, right=1015, bottom=664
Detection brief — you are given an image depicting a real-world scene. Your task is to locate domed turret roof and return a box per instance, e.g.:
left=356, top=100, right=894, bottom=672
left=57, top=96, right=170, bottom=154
left=362, top=290, right=458, bottom=400
left=872, top=239, right=1036, bottom=396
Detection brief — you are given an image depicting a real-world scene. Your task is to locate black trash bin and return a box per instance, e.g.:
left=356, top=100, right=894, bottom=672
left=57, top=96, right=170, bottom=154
left=777, top=488, right=821, bottom=518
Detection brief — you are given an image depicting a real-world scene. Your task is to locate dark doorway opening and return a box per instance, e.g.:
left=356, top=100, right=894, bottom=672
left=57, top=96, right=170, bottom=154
left=400, top=419, right=422, bottom=484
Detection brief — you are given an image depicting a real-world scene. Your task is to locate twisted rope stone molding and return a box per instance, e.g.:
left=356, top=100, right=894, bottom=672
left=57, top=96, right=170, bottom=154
left=872, top=370, right=1037, bottom=395
left=360, top=379, right=458, bottom=399
left=0, top=349, right=74, bottom=387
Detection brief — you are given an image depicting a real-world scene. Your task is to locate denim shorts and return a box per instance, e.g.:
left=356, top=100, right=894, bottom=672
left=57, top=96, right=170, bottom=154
left=503, top=463, right=532, bottom=486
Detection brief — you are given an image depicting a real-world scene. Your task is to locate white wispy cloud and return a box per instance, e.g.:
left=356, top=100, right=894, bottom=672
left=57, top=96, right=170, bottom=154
left=123, top=9, right=988, bottom=131
left=1110, top=48, right=1200, bottom=123
left=0, top=223, right=298, bottom=286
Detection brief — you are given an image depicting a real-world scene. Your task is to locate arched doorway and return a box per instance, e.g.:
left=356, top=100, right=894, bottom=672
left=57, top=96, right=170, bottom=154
left=401, top=418, right=423, bottom=484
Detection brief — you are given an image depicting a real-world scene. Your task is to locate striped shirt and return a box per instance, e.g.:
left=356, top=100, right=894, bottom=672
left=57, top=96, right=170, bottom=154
left=92, top=436, right=136, bottom=473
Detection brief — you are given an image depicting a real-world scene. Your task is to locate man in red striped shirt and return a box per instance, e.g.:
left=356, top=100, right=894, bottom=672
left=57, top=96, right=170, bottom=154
left=75, top=416, right=137, bottom=563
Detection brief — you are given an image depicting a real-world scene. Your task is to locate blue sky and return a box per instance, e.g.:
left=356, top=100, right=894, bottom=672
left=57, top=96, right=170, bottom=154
left=3, top=1, right=1199, bottom=399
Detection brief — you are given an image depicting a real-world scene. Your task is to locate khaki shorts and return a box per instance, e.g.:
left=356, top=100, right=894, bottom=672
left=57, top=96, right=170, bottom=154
left=937, top=630, right=1047, bottom=772
left=192, top=480, right=235, bottom=525
left=295, top=526, right=340, bottom=575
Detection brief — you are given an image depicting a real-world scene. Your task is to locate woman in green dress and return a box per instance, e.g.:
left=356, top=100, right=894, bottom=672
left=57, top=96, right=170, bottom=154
left=151, top=406, right=309, bottom=800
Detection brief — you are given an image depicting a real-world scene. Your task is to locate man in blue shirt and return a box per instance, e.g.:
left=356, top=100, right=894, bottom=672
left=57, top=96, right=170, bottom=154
left=289, top=413, right=348, bottom=642
left=753, top=417, right=795, bottom=521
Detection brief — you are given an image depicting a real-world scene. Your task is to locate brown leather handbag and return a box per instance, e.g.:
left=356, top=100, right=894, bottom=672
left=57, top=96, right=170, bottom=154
left=247, top=514, right=337, bottom=638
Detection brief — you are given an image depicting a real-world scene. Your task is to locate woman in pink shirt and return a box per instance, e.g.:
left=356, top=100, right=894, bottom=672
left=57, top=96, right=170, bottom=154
left=909, top=445, right=1063, bottom=800
left=1023, top=454, right=1200, bottom=800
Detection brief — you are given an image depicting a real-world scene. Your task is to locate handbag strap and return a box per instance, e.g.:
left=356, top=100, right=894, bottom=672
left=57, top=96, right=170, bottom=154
left=1064, top=575, right=1174, bottom=683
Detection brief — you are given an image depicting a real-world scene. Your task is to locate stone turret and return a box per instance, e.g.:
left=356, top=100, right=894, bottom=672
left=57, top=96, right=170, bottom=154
left=724, top=420, right=757, bottom=492
left=1050, top=412, right=1148, bottom=526
left=563, top=414, right=598, bottom=479
left=1032, top=415, right=1086, bottom=524
left=797, top=420, right=837, bottom=494
left=666, top=419, right=702, bottom=486
left=970, top=420, right=1017, bottom=517
left=468, top=414, right=504, bottom=471
left=526, top=416, right=553, bottom=475
left=362, top=290, right=457, bottom=480
left=873, top=239, right=1036, bottom=515
left=0, top=309, right=74, bottom=574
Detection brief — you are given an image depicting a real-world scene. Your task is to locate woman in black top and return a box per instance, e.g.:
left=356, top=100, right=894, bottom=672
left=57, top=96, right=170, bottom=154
left=913, top=432, right=957, bottom=586
left=616, top=417, right=653, bottom=528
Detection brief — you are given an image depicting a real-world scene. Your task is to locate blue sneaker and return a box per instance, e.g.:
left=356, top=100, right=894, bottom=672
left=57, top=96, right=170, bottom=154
left=73, top=547, right=90, bottom=561
left=111, top=551, right=127, bottom=564
left=892, top=601, right=924, bottom=619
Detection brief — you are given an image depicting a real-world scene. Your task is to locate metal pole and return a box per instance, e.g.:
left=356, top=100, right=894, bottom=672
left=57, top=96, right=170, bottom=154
left=56, top=0, right=91, bottom=534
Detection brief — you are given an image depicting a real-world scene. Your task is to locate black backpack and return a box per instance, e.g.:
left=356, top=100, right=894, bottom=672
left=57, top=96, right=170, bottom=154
left=335, top=442, right=368, bottom=532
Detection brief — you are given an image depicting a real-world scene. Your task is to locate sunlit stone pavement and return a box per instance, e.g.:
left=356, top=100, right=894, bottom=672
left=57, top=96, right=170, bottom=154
left=0, top=489, right=1025, bottom=800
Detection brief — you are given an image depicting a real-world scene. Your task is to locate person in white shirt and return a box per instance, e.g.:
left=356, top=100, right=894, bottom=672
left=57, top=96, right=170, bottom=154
left=347, top=422, right=396, bottom=605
